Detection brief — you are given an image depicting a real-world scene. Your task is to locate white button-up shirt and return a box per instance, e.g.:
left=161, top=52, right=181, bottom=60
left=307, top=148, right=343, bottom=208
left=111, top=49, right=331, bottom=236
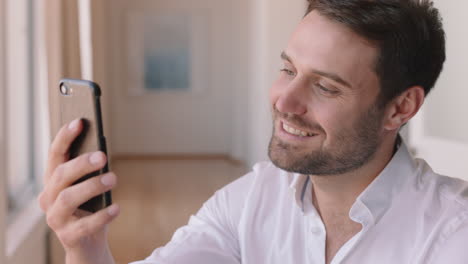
left=130, top=143, right=468, bottom=264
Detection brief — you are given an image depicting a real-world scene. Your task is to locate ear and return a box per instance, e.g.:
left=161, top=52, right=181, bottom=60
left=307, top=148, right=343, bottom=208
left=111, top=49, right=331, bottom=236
left=383, top=86, right=425, bottom=131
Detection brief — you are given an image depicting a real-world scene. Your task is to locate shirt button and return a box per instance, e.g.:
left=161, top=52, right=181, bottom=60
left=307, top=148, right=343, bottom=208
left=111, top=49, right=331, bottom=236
left=310, top=227, right=322, bottom=235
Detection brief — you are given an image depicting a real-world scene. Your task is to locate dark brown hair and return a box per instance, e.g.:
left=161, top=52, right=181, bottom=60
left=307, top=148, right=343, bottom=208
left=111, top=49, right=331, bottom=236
left=306, top=0, right=446, bottom=106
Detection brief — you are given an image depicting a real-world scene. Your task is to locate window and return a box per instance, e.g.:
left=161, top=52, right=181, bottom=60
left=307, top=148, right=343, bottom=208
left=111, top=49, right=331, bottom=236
left=1, top=0, right=52, bottom=262
left=5, top=0, right=38, bottom=217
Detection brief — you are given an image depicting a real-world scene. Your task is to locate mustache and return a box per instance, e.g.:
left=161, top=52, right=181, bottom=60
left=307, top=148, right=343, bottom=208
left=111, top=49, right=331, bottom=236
left=272, top=106, right=325, bottom=133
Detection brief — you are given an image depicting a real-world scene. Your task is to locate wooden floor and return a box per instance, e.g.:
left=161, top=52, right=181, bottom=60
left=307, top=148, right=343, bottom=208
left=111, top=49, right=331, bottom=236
left=107, top=157, right=246, bottom=264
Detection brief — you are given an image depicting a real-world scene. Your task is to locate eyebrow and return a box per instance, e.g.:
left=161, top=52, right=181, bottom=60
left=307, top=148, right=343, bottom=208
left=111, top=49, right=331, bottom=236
left=280, top=51, right=352, bottom=89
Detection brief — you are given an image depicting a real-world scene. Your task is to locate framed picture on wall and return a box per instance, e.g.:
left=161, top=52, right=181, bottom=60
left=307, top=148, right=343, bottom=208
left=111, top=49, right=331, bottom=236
left=126, top=11, right=210, bottom=95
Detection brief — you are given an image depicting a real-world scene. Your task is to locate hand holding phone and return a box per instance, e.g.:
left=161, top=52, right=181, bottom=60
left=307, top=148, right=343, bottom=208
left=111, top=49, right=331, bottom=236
left=38, top=79, right=119, bottom=264
left=58, top=79, right=112, bottom=212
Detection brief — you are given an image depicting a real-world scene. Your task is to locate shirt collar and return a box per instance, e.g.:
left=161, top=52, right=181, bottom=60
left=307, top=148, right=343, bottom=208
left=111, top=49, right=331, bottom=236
left=289, top=139, right=418, bottom=225
left=289, top=173, right=310, bottom=212
left=354, top=139, right=418, bottom=225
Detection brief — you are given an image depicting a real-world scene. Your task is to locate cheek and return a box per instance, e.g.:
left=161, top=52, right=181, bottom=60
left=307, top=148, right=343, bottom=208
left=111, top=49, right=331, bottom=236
left=313, top=103, right=357, bottom=136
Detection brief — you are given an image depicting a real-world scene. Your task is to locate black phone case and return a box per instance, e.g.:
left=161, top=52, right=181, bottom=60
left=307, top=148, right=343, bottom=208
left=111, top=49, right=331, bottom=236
left=58, top=78, right=112, bottom=212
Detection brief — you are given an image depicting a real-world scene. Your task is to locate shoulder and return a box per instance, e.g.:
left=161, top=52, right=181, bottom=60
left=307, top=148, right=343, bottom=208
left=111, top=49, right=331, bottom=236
left=205, top=161, right=288, bottom=206
left=211, top=161, right=295, bottom=217
left=218, top=161, right=291, bottom=198
left=416, top=158, right=468, bottom=212
left=414, top=159, right=468, bottom=252
left=390, top=158, right=468, bottom=262
left=197, top=161, right=289, bottom=231
left=425, top=208, right=468, bottom=263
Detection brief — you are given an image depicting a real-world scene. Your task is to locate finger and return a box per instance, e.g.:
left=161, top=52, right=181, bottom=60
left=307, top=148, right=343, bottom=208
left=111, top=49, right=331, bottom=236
left=39, top=151, right=108, bottom=211
left=47, top=172, right=116, bottom=225
left=44, top=118, right=83, bottom=184
left=59, top=204, right=120, bottom=248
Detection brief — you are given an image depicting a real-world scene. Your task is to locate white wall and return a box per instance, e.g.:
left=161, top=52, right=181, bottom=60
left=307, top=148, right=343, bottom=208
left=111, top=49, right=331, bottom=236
left=424, top=0, right=468, bottom=143
left=408, top=0, right=468, bottom=181
left=105, top=0, right=249, bottom=156
left=101, top=0, right=307, bottom=163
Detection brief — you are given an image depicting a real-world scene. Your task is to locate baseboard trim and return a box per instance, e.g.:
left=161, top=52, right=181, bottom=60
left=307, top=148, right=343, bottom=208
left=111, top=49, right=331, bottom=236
left=111, top=154, right=244, bottom=166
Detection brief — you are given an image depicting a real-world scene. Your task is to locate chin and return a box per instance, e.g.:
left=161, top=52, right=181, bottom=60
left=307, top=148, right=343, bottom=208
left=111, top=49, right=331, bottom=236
left=268, top=136, right=306, bottom=172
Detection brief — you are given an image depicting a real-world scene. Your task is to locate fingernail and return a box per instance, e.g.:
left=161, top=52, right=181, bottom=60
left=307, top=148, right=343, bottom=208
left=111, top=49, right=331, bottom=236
left=107, top=204, right=119, bottom=216
left=68, top=119, right=80, bottom=131
left=89, top=152, right=104, bottom=165
left=101, top=173, right=116, bottom=186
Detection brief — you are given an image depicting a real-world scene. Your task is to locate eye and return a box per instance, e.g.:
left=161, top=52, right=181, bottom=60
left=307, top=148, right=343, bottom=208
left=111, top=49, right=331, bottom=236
left=280, top=68, right=295, bottom=76
left=315, top=83, right=339, bottom=95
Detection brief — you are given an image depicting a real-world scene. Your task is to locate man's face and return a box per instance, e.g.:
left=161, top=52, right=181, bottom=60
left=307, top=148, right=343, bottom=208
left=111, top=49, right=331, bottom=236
left=268, top=11, right=385, bottom=175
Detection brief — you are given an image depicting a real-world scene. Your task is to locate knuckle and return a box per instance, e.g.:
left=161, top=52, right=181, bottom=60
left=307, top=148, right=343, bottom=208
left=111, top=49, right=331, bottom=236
left=48, top=147, right=60, bottom=160
left=46, top=212, right=60, bottom=230
left=49, top=137, right=59, bottom=151
left=47, top=147, right=54, bottom=156
left=75, top=221, right=90, bottom=237
left=37, top=192, right=48, bottom=211
left=54, top=163, right=67, bottom=180
left=89, top=178, right=106, bottom=196
left=57, top=189, right=72, bottom=206
left=42, top=170, right=51, bottom=184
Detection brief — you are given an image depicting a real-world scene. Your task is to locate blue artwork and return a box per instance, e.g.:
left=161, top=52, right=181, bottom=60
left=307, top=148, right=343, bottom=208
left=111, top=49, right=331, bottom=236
left=143, top=15, right=191, bottom=91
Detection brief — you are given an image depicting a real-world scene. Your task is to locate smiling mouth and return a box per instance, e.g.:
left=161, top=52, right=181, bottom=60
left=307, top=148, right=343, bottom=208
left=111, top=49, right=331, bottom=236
left=282, top=122, right=316, bottom=137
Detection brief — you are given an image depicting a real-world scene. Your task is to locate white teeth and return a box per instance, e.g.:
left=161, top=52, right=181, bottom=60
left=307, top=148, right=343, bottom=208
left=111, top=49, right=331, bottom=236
left=282, top=123, right=313, bottom=137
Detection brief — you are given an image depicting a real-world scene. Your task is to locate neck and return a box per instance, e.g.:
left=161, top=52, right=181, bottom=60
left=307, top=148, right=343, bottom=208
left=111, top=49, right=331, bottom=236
left=310, top=134, right=398, bottom=219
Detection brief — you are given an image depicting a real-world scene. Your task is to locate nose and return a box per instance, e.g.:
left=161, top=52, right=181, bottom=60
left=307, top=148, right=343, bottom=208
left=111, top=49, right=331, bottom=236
left=274, top=80, right=308, bottom=116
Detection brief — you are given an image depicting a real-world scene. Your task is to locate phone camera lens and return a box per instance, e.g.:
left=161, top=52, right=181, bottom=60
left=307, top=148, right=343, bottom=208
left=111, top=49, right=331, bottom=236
left=60, top=84, right=70, bottom=95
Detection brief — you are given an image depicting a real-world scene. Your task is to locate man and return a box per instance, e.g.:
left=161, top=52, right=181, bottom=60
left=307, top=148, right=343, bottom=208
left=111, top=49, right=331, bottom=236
left=39, top=0, right=468, bottom=263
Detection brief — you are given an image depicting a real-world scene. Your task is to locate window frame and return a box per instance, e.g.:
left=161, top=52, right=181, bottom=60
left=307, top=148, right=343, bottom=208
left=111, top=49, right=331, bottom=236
left=0, top=0, right=9, bottom=260
left=5, top=0, right=37, bottom=217
left=0, top=0, right=49, bottom=262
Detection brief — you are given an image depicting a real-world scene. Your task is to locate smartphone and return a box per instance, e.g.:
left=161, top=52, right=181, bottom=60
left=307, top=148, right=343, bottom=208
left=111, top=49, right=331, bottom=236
left=57, top=78, right=112, bottom=212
